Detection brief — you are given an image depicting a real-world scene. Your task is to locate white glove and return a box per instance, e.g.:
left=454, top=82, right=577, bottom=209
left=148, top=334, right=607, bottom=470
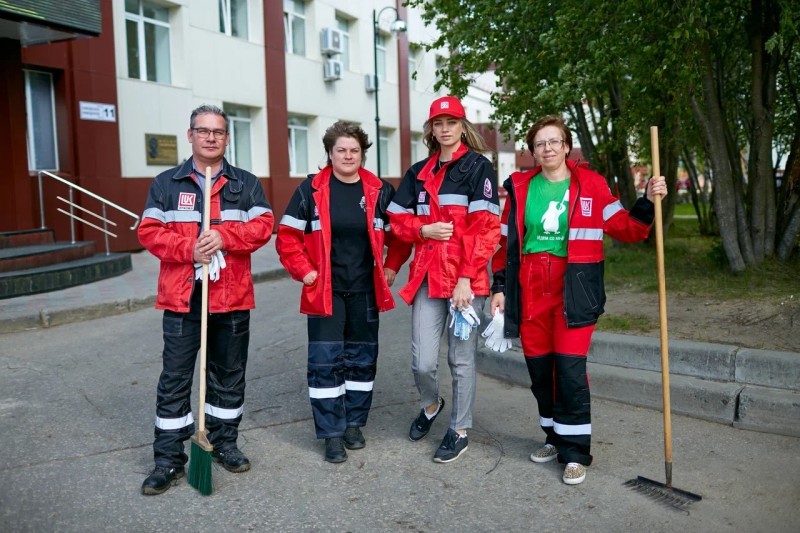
left=449, top=298, right=480, bottom=341
left=482, top=309, right=512, bottom=353
left=194, top=250, right=227, bottom=283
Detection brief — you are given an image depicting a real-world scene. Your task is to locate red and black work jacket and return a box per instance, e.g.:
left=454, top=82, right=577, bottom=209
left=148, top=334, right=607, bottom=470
left=388, top=145, right=501, bottom=305
left=138, top=157, right=274, bottom=313
left=275, top=166, right=411, bottom=316
left=491, top=160, right=655, bottom=336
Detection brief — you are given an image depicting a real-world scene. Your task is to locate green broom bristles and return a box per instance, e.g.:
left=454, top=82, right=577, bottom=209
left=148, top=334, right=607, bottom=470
left=188, top=435, right=213, bottom=496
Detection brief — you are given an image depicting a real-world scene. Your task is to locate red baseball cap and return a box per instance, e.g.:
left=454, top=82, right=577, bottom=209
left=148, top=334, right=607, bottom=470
left=428, top=96, right=466, bottom=121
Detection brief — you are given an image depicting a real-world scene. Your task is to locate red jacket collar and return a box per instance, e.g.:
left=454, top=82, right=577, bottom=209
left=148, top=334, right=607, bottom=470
left=311, top=165, right=382, bottom=190
left=417, top=143, right=470, bottom=182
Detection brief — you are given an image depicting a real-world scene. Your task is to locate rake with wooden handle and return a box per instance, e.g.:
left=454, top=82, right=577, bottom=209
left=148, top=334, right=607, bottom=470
left=187, top=165, right=214, bottom=496
left=624, top=126, right=702, bottom=510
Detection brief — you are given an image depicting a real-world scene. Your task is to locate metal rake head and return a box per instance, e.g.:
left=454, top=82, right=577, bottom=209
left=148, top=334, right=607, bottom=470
left=624, top=476, right=702, bottom=512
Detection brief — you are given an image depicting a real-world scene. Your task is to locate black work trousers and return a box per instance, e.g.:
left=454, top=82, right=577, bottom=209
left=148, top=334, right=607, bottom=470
left=152, top=284, right=250, bottom=467
left=307, top=291, right=379, bottom=439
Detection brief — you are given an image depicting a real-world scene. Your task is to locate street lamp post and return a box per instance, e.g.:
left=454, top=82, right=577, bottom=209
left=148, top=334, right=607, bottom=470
left=372, top=5, right=406, bottom=179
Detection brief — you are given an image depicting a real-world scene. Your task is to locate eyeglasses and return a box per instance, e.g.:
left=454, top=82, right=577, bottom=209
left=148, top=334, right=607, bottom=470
left=533, top=138, right=565, bottom=151
left=192, top=128, right=228, bottom=140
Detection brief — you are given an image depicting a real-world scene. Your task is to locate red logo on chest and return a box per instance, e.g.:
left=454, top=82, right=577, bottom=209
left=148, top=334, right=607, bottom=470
left=178, top=192, right=196, bottom=211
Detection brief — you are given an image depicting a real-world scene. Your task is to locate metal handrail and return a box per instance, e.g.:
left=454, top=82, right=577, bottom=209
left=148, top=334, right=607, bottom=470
left=36, top=170, right=140, bottom=255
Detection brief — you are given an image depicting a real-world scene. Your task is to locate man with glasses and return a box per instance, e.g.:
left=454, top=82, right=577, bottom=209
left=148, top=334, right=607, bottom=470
left=138, top=104, right=274, bottom=495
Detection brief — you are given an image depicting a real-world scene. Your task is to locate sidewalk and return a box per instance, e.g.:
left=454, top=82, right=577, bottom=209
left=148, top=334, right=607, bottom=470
left=1, top=239, right=797, bottom=438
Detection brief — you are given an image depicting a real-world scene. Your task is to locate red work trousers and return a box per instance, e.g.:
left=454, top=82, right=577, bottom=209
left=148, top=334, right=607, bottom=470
left=519, top=252, right=594, bottom=466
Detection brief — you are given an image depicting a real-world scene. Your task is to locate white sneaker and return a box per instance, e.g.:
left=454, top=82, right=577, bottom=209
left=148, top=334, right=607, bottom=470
left=563, top=462, right=586, bottom=485
left=529, top=444, right=558, bottom=463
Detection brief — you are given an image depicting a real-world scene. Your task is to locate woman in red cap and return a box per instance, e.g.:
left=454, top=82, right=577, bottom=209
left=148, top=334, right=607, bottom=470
left=489, top=115, right=668, bottom=485
left=387, top=96, right=501, bottom=463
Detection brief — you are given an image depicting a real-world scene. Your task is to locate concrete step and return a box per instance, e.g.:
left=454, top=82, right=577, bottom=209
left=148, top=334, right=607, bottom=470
left=0, top=229, right=55, bottom=249
left=0, top=242, right=96, bottom=272
left=0, top=253, right=132, bottom=299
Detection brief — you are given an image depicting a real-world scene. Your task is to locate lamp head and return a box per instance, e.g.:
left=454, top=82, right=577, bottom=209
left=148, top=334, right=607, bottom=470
left=390, top=19, right=407, bottom=33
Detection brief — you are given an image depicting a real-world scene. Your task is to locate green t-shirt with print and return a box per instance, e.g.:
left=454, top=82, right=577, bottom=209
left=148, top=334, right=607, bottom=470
left=522, top=174, right=570, bottom=256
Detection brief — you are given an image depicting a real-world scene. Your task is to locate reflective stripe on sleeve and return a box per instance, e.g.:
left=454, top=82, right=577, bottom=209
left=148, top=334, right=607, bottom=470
left=603, top=201, right=624, bottom=221
left=280, top=214, right=307, bottom=231
left=387, top=201, right=413, bottom=214
left=468, top=199, right=500, bottom=215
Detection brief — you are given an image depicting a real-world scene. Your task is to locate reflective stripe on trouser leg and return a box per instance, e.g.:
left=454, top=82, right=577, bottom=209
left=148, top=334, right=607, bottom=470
left=411, top=283, right=447, bottom=412
left=446, top=295, right=483, bottom=430
left=204, top=309, right=250, bottom=450
left=153, top=308, right=200, bottom=467
left=524, top=354, right=557, bottom=446
left=343, top=292, right=380, bottom=427
left=554, top=354, right=593, bottom=465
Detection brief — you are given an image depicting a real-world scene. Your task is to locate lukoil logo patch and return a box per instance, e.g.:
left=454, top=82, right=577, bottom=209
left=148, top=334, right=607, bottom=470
left=580, top=197, right=592, bottom=217
left=178, top=192, right=196, bottom=211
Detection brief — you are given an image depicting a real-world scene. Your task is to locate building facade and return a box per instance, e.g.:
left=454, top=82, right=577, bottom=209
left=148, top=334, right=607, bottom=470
left=3, top=0, right=515, bottom=252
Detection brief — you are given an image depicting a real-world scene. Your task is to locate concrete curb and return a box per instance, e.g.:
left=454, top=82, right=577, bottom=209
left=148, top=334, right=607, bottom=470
left=475, top=332, right=800, bottom=438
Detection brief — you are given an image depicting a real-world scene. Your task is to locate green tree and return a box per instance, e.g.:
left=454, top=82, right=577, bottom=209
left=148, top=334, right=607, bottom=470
left=410, top=0, right=800, bottom=271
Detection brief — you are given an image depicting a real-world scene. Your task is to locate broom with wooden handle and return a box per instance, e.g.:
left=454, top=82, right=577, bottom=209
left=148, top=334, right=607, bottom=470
left=187, top=165, right=214, bottom=496
left=624, top=127, right=701, bottom=510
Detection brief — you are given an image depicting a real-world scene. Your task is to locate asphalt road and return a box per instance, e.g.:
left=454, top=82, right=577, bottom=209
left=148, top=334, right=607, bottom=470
left=1, top=276, right=799, bottom=532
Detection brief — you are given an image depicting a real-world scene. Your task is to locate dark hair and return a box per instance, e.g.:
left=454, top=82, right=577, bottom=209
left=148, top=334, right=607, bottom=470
left=190, top=104, right=229, bottom=131
left=322, top=121, right=372, bottom=166
left=422, top=117, right=489, bottom=156
left=525, top=115, right=573, bottom=156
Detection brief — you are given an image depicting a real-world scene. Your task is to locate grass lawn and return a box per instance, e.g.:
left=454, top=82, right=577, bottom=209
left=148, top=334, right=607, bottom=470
left=598, top=212, right=800, bottom=332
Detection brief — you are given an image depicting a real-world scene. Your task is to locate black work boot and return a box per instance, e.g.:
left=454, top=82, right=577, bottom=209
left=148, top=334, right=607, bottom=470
left=141, top=465, right=185, bottom=495
left=324, top=437, right=347, bottom=463
left=343, top=427, right=366, bottom=450
left=212, top=447, right=251, bottom=473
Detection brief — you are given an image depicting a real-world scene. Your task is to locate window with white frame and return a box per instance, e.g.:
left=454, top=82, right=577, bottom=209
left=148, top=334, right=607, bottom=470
left=288, top=116, right=309, bottom=176
left=24, top=70, right=59, bottom=171
left=408, top=44, right=420, bottom=90
left=335, top=14, right=351, bottom=70
left=125, top=0, right=171, bottom=84
left=284, top=0, right=306, bottom=56
left=375, top=33, right=387, bottom=81
left=379, top=129, right=389, bottom=175
left=219, top=0, right=248, bottom=39
left=223, top=104, right=252, bottom=170
left=411, top=133, right=424, bottom=164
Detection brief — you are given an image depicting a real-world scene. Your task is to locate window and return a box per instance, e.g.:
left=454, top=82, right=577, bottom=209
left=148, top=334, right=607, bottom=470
left=284, top=0, right=305, bottom=56
left=411, top=133, right=424, bottom=164
left=375, top=33, right=387, bottom=81
left=408, top=44, right=420, bottom=90
left=379, top=129, right=389, bottom=175
left=24, top=70, right=58, bottom=171
left=219, top=0, right=248, bottom=39
left=125, top=0, right=171, bottom=83
left=288, top=116, right=309, bottom=175
left=435, top=55, right=445, bottom=95
left=335, top=14, right=351, bottom=70
left=224, top=104, right=252, bottom=170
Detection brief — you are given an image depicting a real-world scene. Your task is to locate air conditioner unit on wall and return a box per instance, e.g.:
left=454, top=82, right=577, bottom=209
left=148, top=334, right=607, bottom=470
left=320, top=27, right=343, bottom=56
left=364, top=74, right=379, bottom=93
left=323, top=59, right=343, bottom=81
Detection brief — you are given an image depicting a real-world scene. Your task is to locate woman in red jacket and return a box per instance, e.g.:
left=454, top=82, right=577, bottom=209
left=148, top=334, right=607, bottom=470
left=388, top=96, right=501, bottom=463
left=490, top=115, right=667, bottom=485
left=276, top=121, right=409, bottom=463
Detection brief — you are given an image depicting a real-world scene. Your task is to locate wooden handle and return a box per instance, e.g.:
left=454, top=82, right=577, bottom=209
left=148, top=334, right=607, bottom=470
left=651, top=127, right=673, bottom=485
left=198, top=166, right=212, bottom=435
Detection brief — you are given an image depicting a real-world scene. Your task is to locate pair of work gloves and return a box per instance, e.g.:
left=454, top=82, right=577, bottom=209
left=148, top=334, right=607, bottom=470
left=194, top=250, right=227, bottom=282
left=448, top=297, right=513, bottom=353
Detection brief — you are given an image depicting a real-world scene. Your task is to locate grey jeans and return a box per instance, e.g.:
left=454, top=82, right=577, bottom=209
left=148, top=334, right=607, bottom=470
left=411, top=282, right=484, bottom=431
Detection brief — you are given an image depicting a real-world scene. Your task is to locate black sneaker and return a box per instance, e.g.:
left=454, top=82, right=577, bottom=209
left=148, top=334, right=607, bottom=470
left=343, top=427, right=366, bottom=450
left=325, top=437, right=348, bottom=463
left=408, top=397, right=445, bottom=441
left=212, top=447, right=251, bottom=473
left=433, top=428, right=468, bottom=463
left=141, top=465, right=184, bottom=495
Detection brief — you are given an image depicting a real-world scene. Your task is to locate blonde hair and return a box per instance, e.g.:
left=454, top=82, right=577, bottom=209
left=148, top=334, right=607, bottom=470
left=423, top=118, right=490, bottom=156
